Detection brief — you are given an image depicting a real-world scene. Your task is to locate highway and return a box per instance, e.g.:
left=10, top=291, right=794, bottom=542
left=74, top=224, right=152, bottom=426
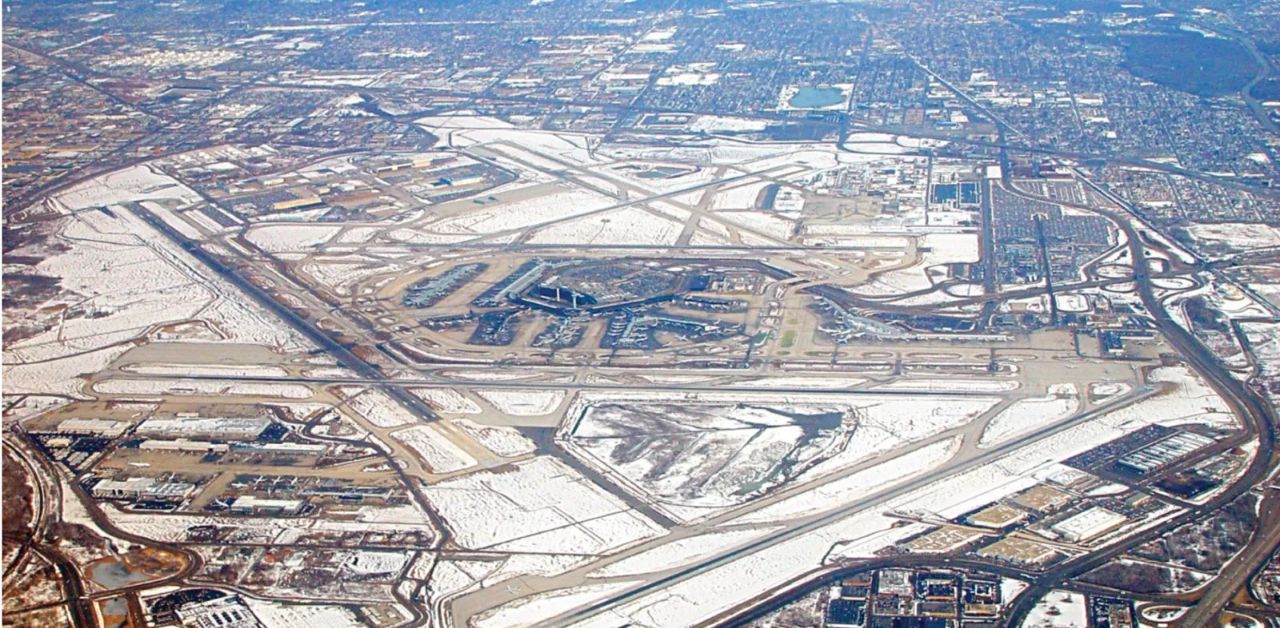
left=985, top=167, right=1280, bottom=623
left=4, top=434, right=115, bottom=628
left=1183, top=485, right=1280, bottom=625
left=1, top=437, right=96, bottom=628
left=1082, top=166, right=1280, bottom=625
left=999, top=173, right=1279, bottom=627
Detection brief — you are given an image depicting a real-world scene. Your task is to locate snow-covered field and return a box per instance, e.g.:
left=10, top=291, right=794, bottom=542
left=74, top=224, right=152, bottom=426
left=124, top=363, right=290, bottom=378
left=421, top=456, right=664, bottom=553
left=590, top=527, right=780, bottom=578
left=410, top=388, right=482, bottom=414
left=5, top=180, right=313, bottom=402
left=1102, top=366, right=1238, bottom=429
left=713, top=210, right=795, bottom=240
left=93, top=378, right=314, bottom=400
left=245, top=224, right=342, bottom=253
left=427, top=186, right=614, bottom=235
left=920, top=232, right=980, bottom=263
left=1186, top=222, right=1280, bottom=253
left=1023, top=590, right=1087, bottom=628
left=439, top=369, right=537, bottom=382
left=566, top=394, right=997, bottom=519
left=384, top=228, right=477, bottom=245
left=709, top=181, right=770, bottom=210
left=738, top=438, right=959, bottom=524
left=744, top=376, right=866, bottom=389
left=570, top=401, right=858, bottom=512
left=688, top=116, right=768, bottom=133
left=42, top=165, right=201, bottom=214
left=871, top=378, right=1019, bottom=393
left=105, top=507, right=437, bottom=545
left=476, top=389, right=565, bottom=416
left=246, top=598, right=364, bottom=628
left=341, top=550, right=410, bottom=577
left=391, top=425, right=477, bottom=473
left=453, top=420, right=536, bottom=457
left=979, top=384, right=1080, bottom=448
left=609, top=162, right=719, bottom=195
left=15, top=212, right=230, bottom=350
left=300, top=257, right=403, bottom=296
left=527, top=207, right=681, bottom=245
left=423, top=553, right=594, bottom=604
left=347, top=390, right=421, bottom=428
left=852, top=265, right=935, bottom=295
left=4, top=344, right=133, bottom=398
left=474, top=582, right=639, bottom=628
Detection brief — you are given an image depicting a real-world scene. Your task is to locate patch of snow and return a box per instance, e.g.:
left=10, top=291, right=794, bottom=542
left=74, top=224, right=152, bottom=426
left=410, top=388, right=483, bottom=414
left=590, top=527, right=779, bottom=578
left=475, top=582, right=638, bottom=628
left=245, top=598, right=363, bottom=628
left=979, top=385, right=1080, bottom=448
left=1022, top=590, right=1087, bottom=628
left=244, top=224, right=342, bottom=253
left=392, top=425, right=478, bottom=473
left=421, top=456, right=664, bottom=553
left=348, top=389, right=421, bottom=428
left=476, top=389, right=565, bottom=416
left=454, top=420, right=536, bottom=457
left=93, top=378, right=313, bottom=400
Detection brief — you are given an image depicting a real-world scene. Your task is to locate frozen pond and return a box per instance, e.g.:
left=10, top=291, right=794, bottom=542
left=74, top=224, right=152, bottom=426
left=788, top=86, right=844, bottom=108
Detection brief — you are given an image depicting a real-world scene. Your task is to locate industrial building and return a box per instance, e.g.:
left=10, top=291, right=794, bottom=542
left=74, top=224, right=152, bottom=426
left=232, top=442, right=326, bottom=456
left=228, top=495, right=306, bottom=516
left=1117, top=431, right=1214, bottom=475
left=139, top=439, right=230, bottom=454
left=137, top=417, right=272, bottom=441
left=876, top=569, right=914, bottom=596
left=177, top=595, right=261, bottom=628
left=56, top=418, right=130, bottom=438
left=1050, top=507, right=1127, bottom=543
left=91, top=477, right=195, bottom=501
left=270, top=196, right=323, bottom=211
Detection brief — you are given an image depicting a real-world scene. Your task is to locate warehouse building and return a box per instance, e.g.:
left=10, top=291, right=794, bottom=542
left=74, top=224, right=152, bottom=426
left=57, top=418, right=130, bottom=438
left=91, top=477, right=195, bottom=501
left=137, top=417, right=271, bottom=441
left=1117, top=431, right=1214, bottom=475
left=139, top=439, right=230, bottom=454
left=228, top=495, right=305, bottom=516
left=1051, top=507, right=1127, bottom=543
